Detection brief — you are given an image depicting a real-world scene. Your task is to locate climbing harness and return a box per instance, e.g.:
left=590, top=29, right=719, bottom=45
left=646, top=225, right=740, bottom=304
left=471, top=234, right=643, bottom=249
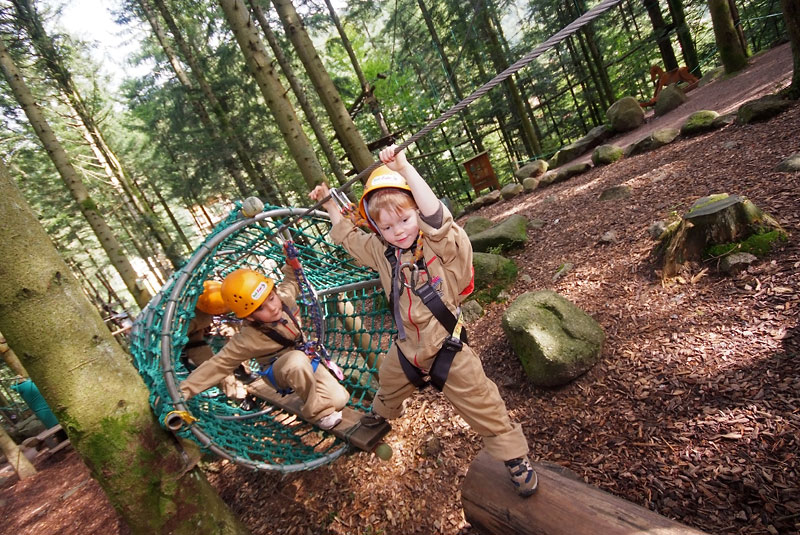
left=283, top=240, right=344, bottom=381
left=383, top=243, right=468, bottom=391
left=252, top=303, right=323, bottom=395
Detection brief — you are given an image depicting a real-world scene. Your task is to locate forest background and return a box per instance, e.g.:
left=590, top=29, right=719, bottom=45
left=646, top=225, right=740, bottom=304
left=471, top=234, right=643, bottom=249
left=0, top=0, right=798, bottom=533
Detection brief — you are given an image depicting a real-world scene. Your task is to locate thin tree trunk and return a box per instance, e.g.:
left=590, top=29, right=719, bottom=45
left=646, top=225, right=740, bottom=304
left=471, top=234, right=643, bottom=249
left=12, top=0, right=184, bottom=269
left=780, top=0, right=800, bottom=98
left=708, top=0, right=749, bottom=74
left=0, top=425, right=36, bottom=480
left=1, top=333, right=28, bottom=378
left=0, top=38, right=151, bottom=308
left=219, top=0, right=328, bottom=189
left=416, top=0, right=485, bottom=153
left=148, top=0, right=283, bottom=205
left=0, top=158, right=250, bottom=534
left=270, top=0, right=374, bottom=173
left=322, top=0, right=390, bottom=137
left=137, top=0, right=253, bottom=199
left=137, top=176, right=193, bottom=251
left=644, top=0, right=679, bottom=70
left=250, top=1, right=348, bottom=186
left=666, top=0, right=701, bottom=76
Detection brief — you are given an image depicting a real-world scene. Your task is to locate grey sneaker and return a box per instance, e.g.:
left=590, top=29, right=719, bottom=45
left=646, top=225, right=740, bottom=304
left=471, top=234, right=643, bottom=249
left=505, top=456, right=538, bottom=497
left=361, top=411, right=386, bottom=428
left=317, top=410, right=343, bottom=430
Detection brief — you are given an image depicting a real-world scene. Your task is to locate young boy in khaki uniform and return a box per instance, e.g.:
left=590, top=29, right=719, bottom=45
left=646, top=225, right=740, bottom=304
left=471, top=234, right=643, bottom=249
left=310, top=145, right=538, bottom=496
left=179, top=263, right=349, bottom=430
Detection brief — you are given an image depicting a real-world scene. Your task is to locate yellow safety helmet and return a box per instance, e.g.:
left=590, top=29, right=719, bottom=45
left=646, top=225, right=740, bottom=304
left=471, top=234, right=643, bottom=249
left=196, top=280, right=230, bottom=315
left=358, top=166, right=412, bottom=232
left=221, top=268, right=275, bottom=318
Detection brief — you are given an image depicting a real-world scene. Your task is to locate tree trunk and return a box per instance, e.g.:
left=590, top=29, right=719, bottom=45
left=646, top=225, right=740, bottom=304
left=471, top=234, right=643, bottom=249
left=12, top=0, right=185, bottom=269
left=667, top=0, right=701, bottom=76
left=416, top=0, right=485, bottom=153
left=0, top=38, right=151, bottom=309
left=271, top=0, right=374, bottom=173
left=1, top=332, right=29, bottom=378
left=0, top=159, right=250, bottom=534
left=250, top=1, right=348, bottom=186
left=0, top=424, right=36, bottom=480
left=219, top=0, right=327, bottom=189
left=475, top=0, right=541, bottom=157
left=322, top=0, right=390, bottom=137
left=644, top=0, right=679, bottom=71
left=781, top=0, right=800, bottom=98
left=148, top=0, right=284, bottom=205
left=708, top=0, right=749, bottom=74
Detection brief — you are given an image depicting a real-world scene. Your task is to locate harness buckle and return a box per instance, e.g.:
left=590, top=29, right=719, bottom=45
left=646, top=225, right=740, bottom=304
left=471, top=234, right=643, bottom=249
left=442, top=335, right=463, bottom=353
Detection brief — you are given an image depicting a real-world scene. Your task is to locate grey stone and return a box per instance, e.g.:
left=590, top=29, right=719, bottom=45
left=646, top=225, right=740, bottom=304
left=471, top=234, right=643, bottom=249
left=591, top=144, right=624, bottom=166
left=522, top=176, right=540, bottom=192
left=737, top=96, right=793, bottom=124
left=552, top=262, right=574, bottom=282
left=554, top=162, right=591, bottom=183
left=776, top=152, right=800, bottom=172
left=606, top=96, right=645, bottom=133
left=461, top=300, right=483, bottom=323
left=720, top=252, right=758, bottom=274
left=680, top=110, right=720, bottom=136
left=599, top=185, right=632, bottom=201
left=470, top=214, right=529, bottom=253
left=463, top=216, right=494, bottom=237
left=472, top=252, right=518, bottom=290
left=502, top=290, right=605, bottom=387
left=649, top=220, right=668, bottom=240
left=500, top=183, right=524, bottom=200
left=654, top=84, right=687, bottom=117
left=514, top=159, right=548, bottom=180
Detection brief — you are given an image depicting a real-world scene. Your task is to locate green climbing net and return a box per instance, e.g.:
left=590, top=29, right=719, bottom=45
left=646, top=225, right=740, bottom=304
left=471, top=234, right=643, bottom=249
left=129, top=203, right=395, bottom=472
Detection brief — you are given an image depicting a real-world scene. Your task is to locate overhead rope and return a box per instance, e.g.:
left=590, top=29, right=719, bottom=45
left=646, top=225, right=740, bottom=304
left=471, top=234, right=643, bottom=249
left=277, top=0, right=625, bottom=234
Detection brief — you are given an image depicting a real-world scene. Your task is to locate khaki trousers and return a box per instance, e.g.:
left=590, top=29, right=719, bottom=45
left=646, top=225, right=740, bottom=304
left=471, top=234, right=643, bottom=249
left=268, top=350, right=349, bottom=422
left=371, top=343, right=529, bottom=461
left=186, top=345, right=247, bottom=401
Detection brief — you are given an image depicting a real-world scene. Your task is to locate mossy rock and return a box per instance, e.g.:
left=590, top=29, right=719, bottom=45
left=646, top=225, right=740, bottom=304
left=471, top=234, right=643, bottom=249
left=591, top=144, right=624, bottom=166
left=680, top=110, right=720, bottom=136
left=469, top=214, right=529, bottom=253
left=472, top=252, right=518, bottom=304
left=463, top=216, right=494, bottom=237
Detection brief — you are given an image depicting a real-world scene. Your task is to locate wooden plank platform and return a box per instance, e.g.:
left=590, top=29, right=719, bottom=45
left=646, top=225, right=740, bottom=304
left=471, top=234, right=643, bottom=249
left=462, top=450, right=708, bottom=535
left=247, top=381, right=391, bottom=453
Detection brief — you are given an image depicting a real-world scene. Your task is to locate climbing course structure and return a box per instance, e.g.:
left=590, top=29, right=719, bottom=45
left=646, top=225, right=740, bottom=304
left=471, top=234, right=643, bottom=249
left=130, top=202, right=394, bottom=472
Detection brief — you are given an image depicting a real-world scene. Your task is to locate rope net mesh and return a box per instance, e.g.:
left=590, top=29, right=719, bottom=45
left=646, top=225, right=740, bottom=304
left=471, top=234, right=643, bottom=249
left=130, top=204, right=395, bottom=472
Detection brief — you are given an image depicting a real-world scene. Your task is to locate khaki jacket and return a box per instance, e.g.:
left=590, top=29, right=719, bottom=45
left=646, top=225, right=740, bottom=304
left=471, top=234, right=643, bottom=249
left=179, top=264, right=303, bottom=399
left=330, top=204, right=473, bottom=369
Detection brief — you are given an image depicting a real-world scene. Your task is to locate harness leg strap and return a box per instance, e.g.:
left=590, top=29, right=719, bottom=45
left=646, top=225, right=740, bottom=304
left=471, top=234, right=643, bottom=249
left=396, top=346, right=429, bottom=389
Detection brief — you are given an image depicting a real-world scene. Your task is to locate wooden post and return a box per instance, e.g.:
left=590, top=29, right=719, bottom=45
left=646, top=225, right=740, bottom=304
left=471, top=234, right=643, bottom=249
left=462, top=451, right=708, bottom=535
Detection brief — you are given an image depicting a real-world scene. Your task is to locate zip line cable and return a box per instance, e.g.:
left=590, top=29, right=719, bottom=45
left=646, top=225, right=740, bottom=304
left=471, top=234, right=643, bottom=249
left=275, top=0, right=624, bottom=235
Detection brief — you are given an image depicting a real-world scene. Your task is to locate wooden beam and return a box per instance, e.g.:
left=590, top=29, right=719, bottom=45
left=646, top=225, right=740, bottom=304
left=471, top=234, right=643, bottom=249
left=462, top=451, right=708, bottom=535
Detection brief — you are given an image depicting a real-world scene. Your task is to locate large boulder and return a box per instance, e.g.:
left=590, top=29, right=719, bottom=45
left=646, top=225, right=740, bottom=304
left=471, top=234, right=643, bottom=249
left=463, top=216, right=494, bottom=237
left=500, top=183, right=524, bottom=200
left=737, top=95, right=793, bottom=124
left=514, top=159, right=548, bottom=180
left=469, top=214, right=529, bottom=253
left=591, top=144, right=624, bottom=166
left=653, top=84, right=687, bottom=117
left=680, top=110, right=720, bottom=136
left=553, top=162, right=592, bottom=183
left=502, top=290, right=605, bottom=387
left=625, top=127, right=680, bottom=157
left=606, top=96, right=645, bottom=133
left=472, top=252, right=518, bottom=292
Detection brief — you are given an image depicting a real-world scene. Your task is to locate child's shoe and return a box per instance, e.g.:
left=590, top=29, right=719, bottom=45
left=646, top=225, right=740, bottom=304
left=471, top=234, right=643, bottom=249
left=505, top=456, right=538, bottom=497
left=360, top=411, right=386, bottom=428
left=317, top=410, right=343, bottom=430
left=238, top=394, right=261, bottom=411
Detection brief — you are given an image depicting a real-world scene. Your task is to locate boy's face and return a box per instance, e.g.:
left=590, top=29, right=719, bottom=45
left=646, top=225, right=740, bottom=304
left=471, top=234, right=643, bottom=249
left=375, top=206, right=419, bottom=250
left=247, top=291, right=282, bottom=323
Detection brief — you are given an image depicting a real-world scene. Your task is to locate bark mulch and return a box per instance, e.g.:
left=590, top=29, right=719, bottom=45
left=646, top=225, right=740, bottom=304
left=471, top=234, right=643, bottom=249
left=1, top=44, right=798, bottom=535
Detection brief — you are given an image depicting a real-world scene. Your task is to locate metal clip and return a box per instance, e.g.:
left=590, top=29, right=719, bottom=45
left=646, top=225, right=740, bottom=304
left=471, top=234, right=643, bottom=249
left=399, top=262, right=419, bottom=289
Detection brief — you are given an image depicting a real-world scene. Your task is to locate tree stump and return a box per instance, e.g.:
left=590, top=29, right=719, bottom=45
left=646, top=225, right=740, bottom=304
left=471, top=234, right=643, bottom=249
left=659, top=193, right=786, bottom=278
left=462, top=451, right=708, bottom=535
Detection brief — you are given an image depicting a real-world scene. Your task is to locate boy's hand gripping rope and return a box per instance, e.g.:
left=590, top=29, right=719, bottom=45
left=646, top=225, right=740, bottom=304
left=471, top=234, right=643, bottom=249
left=283, top=240, right=344, bottom=381
left=275, top=0, right=623, bottom=235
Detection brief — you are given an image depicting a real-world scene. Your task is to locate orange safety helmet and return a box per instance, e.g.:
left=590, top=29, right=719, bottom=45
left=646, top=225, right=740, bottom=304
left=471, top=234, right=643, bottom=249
left=196, top=280, right=230, bottom=315
left=358, top=166, right=413, bottom=232
left=221, top=268, right=275, bottom=318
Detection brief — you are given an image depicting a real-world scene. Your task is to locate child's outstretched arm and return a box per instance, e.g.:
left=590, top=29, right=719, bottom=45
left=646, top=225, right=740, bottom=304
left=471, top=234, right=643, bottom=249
left=379, top=145, right=440, bottom=218
left=309, top=182, right=343, bottom=225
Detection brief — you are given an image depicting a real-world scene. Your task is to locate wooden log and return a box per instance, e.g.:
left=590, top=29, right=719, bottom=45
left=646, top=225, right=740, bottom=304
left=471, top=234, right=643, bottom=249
left=462, top=451, right=708, bottom=535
